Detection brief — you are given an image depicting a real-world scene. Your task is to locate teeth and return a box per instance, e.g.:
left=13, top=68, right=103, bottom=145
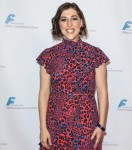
left=66, top=29, right=74, bottom=33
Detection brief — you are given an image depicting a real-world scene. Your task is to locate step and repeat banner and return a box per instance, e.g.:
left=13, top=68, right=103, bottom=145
left=0, top=0, right=132, bottom=150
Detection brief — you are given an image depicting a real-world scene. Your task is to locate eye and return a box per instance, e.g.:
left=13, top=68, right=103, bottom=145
left=72, top=17, right=78, bottom=20
left=60, top=18, right=67, bottom=22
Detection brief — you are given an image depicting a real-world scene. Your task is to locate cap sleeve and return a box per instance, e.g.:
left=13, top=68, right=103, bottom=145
left=93, top=47, right=109, bottom=68
left=36, top=49, right=51, bottom=74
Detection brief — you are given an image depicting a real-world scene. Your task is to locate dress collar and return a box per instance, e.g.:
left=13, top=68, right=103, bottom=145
left=62, top=36, right=82, bottom=47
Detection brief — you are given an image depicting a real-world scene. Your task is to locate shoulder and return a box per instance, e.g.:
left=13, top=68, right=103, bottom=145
left=82, top=41, right=109, bottom=60
left=45, top=42, right=62, bottom=53
left=36, top=41, right=63, bottom=65
left=37, top=41, right=63, bottom=61
left=82, top=41, right=109, bottom=67
left=82, top=41, right=100, bottom=53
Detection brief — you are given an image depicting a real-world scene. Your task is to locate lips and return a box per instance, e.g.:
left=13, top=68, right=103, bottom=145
left=66, top=29, right=75, bottom=33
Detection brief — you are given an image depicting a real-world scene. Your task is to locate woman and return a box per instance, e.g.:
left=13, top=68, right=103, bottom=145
left=36, top=2, right=109, bottom=150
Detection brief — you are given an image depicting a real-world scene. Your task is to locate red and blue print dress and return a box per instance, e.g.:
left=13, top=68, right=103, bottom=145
left=36, top=37, right=109, bottom=150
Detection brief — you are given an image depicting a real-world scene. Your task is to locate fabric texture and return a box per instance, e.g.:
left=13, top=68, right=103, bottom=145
left=36, top=37, right=109, bottom=150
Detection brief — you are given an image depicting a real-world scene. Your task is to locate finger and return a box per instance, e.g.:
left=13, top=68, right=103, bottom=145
left=41, top=140, right=48, bottom=148
left=48, top=136, right=52, bottom=145
left=93, top=138, right=100, bottom=149
left=46, top=144, right=50, bottom=150
left=40, top=141, right=45, bottom=147
left=91, top=131, right=96, bottom=140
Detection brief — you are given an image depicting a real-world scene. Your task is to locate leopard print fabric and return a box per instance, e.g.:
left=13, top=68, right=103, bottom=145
left=36, top=37, right=109, bottom=150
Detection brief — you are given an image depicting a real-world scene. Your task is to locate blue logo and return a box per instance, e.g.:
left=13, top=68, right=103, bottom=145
left=118, top=99, right=127, bottom=108
left=6, top=97, right=16, bottom=106
left=5, top=14, right=38, bottom=29
left=5, top=14, right=15, bottom=24
left=122, top=21, right=132, bottom=30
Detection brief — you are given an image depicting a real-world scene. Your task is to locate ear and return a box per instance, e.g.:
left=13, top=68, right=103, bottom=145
left=80, top=19, right=83, bottom=27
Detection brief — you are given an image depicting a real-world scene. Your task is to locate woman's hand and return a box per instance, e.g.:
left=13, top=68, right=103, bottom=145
left=91, top=127, right=106, bottom=149
left=40, top=128, right=52, bottom=149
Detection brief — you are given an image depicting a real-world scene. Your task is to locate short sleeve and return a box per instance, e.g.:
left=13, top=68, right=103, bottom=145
left=93, top=47, right=110, bottom=68
left=36, top=49, right=51, bottom=74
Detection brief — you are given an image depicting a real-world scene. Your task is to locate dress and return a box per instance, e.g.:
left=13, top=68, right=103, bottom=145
left=36, top=37, right=109, bottom=150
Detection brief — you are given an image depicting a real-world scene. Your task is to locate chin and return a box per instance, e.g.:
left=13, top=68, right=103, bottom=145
left=64, top=35, right=79, bottom=42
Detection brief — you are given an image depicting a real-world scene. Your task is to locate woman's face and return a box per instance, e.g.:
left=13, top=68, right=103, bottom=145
left=59, top=8, right=83, bottom=42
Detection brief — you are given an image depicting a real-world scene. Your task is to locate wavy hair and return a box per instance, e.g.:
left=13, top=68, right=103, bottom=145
left=51, top=2, right=88, bottom=39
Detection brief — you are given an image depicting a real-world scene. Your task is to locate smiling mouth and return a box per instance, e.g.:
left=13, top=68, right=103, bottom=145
left=66, top=29, right=75, bottom=33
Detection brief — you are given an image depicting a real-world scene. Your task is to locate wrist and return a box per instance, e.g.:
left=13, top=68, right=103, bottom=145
left=40, top=125, right=47, bottom=130
left=97, top=123, right=106, bottom=131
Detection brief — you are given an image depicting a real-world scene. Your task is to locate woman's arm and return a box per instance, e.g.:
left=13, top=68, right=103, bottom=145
left=38, top=65, right=52, bottom=149
left=91, top=63, right=109, bottom=148
left=95, top=63, right=109, bottom=128
left=38, top=65, right=51, bottom=129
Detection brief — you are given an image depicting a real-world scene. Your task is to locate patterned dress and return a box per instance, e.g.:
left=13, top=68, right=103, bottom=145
left=36, top=37, right=109, bottom=150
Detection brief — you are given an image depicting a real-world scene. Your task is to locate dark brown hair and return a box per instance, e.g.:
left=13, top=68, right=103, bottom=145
left=51, top=2, right=88, bottom=39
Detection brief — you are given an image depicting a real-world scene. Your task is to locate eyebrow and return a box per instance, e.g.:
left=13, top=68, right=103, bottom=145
left=60, top=15, right=78, bottom=18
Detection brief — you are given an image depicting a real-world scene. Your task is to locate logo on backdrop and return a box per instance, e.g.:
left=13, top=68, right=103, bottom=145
left=5, top=14, right=15, bottom=24
left=122, top=21, right=132, bottom=34
left=107, top=63, right=122, bottom=72
left=5, top=14, right=38, bottom=29
left=6, top=97, right=37, bottom=109
left=107, top=67, right=122, bottom=72
left=118, top=99, right=132, bottom=111
left=103, top=141, right=118, bottom=148
left=6, top=97, right=16, bottom=106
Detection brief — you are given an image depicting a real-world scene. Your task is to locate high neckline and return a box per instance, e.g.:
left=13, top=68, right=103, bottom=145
left=62, top=36, right=82, bottom=47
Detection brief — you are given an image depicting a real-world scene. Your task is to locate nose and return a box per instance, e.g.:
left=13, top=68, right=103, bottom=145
left=67, top=19, right=72, bottom=27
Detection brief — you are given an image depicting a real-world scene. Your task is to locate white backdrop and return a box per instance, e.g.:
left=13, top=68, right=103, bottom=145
left=0, top=0, right=132, bottom=150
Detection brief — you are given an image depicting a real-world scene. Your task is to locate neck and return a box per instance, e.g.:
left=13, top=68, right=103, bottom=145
left=63, top=35, right=79, bottom=42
